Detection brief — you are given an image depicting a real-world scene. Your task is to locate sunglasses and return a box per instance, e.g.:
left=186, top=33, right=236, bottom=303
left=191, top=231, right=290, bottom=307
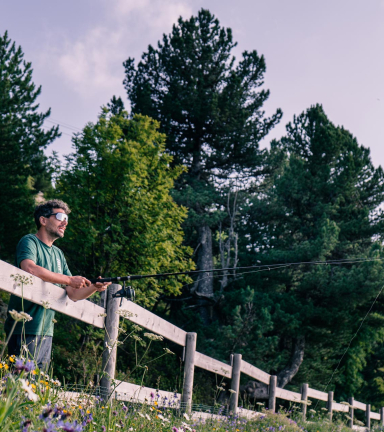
left=46, top=212, right=69, bottom=222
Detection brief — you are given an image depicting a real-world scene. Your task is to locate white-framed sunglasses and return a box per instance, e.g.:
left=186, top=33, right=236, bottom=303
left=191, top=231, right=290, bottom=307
left=46, top=212, right=69, bottom=222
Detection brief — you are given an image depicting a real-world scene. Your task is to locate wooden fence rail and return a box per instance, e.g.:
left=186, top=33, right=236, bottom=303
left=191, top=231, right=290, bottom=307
left=1, top=259, right=383, bottom=428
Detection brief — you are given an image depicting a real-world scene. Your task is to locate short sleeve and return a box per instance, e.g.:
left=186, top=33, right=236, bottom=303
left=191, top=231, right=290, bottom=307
left=62, top=257, right=72, bottom=277
left=16, top=236, right=38, bottom=268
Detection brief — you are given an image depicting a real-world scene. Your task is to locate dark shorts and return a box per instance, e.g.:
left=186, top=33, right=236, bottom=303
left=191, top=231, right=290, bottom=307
left=7, top=334, right=52, bottom=371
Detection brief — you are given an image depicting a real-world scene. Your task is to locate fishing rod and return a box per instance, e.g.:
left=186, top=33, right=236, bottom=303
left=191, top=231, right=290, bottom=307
left=90, top=257, right=384, bottom=301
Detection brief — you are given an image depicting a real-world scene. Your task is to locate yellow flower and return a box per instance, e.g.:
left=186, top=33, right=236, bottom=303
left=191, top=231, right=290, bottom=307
left=87, top=410, right=90, bottom=414
left=32, top=370, right=37, bottom=375
left=78, top=406, right=82, bottom=409
left=4, top=364, right=9, bottom=370
left=0, top=364, right=3, bottom=369
left=154, top=401, right=158, bottom=406
left=102, top=406, right=105, bottom=409
left=9, top=356, right=15, bottom=363
left=31, top=384, right=36, bottom=390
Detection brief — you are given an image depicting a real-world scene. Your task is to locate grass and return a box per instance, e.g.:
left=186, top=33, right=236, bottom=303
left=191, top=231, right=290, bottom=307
left=0, top=353, right=381, bottom=432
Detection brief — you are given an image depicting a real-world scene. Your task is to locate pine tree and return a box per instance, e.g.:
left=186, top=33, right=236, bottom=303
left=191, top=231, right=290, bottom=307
left=0, top=31, right=59, bottom=261
left=123, top=9, right=281, bottom=321
left=216, top=105, right=384, bottom=394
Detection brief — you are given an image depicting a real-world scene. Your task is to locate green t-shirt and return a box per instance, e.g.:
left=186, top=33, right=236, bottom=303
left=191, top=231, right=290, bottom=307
left=4, top=234, right=72, bottom=337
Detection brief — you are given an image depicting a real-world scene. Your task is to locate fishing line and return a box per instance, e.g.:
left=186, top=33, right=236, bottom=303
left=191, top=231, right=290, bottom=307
left=314, top=284, right=384, bottom=409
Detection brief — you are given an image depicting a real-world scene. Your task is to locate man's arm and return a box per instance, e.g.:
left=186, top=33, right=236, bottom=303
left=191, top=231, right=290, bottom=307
left=20, top=260, right=110, bottom=302
left=20, top=259, right=90, bottom=289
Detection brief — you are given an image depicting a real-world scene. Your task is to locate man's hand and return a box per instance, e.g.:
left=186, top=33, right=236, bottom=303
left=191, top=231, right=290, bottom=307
left=92, top=276, right=111, bottom=292
left=68, top=276, right=91, bottom=289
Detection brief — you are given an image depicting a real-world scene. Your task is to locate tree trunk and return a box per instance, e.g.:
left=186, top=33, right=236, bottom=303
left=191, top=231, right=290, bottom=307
left=239, top=336, right=305, bottom=401
left=277, top=336, right=305, bottom=388
left=193, top=225, right=213, bottom=324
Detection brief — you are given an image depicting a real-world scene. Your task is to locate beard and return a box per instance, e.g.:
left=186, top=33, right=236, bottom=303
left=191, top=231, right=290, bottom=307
left=46, top=226, right=65, bottom=240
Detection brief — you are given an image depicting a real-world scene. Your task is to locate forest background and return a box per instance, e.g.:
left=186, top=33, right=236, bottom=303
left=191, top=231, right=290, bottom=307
left=2, top=8, right=384, bottom=411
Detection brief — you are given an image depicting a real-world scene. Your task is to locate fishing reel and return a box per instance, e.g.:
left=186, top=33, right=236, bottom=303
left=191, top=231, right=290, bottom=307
left=112, top=280, right=135, bottom=306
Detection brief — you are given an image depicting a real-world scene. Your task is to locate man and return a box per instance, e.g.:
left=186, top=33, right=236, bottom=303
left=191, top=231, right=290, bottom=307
left=4, top=199, right=111, bottom=370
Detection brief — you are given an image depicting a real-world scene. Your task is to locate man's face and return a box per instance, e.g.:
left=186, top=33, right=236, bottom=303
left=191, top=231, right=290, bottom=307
left=41, top=208, right=68, bottom=239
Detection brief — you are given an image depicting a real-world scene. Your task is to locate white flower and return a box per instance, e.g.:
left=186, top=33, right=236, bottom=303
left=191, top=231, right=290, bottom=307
left=116, top=310, right=134, bottom=319
left=20, top=379, right=38, bottom=402
left=98, top=313, right=107, bottom=317
left=144, top=332, right=163, bottom=341
left=41, top=301, right=50, bottom=309
left=138, top=412, right=145, bottom=418
left=164, top=348, right=175, bottom=355
left=19, top=312, right=33, bottom=322
left=183, top=413, right=190, bottom=420
left=228, top=389, right=237, bottom=394
left=145, top=413, right=151, bottom=420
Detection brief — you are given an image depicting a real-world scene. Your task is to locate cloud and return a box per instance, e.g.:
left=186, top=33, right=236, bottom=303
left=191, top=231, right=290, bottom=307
left=40, top=0, right=193, bottom=100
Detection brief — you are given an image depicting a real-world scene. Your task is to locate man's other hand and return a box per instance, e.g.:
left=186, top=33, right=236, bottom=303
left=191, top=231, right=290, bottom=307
left=69, top=276, right=91, bottom=289
left=93, top=276, right=111, bottom=292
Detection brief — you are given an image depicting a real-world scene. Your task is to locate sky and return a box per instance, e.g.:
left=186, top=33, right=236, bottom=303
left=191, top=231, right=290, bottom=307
left=2, top=0, right=384, bottom=166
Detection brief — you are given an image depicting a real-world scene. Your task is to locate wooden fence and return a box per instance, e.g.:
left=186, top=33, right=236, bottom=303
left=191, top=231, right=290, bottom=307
left=0, top=259, right=383, bottom=427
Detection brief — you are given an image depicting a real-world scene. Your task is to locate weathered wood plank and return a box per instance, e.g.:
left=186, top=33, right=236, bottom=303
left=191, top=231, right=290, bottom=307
left=0, top=260, right=105, bottom=327
left=307, top=387, right=328, bottom=401
left=333, top=402, right=349, bottom=413
left=371, top=412, right=380, bottom=421
left=119, top=298, right=186, bottom=346
left=353, top=401, right=367, bottom=411
left=114, top=380, right=180, bottom=407
left=240, top=360, right=270, bottom=384
left=237, top=408, right=262, bottom=419
left=275, top=387, right=302, bottom=402
left=194, top=352, right=232, bottom=377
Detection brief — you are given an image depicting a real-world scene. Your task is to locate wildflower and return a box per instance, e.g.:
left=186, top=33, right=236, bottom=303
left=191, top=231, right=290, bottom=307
left=163, top=347, right=175, bottom=355
left=116, top=309, right=134, bottom=319
left=309, top=409, right=316, bottom=413
left=122, top=405, right=128, bottom=412
left=20, top=379, right=39, bottom=402
left=145, top=413, right=151, bottom=420
left=56, top=419, right=83, bottom=432
left=138, top=413, right=145, bottom=418
left=183, top=413, right=190, bottom=421
left=41, top=301, right=51, bottom=309
left=143, top=332, right=163, bottom=341
left=228, top=389, right=237, bottom=394
left=52, top=319, right=57, bottom=324
left=9, top=356, right=15, bottom=363
left=19, top=312, right=33, bottom=322
left=150, top=392, right=155, bottom=399
left=101, top=427, right=106, bottom=432
left=15, top=358, right=35, bottom=373
left=9, top=310, right=24, bottom=322
left=172, top=428, right=179, bottom=432
left=132, top=324, right=142, bottom=331
left=98, top=313, right=107, bottom=317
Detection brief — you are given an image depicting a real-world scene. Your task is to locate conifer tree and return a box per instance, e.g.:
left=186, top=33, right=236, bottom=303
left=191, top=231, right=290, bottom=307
left=0, top=31, right=59, bottom=261
left=123, top=9, right=281, bottom=321
left=213, top=105, right=384, bottom=394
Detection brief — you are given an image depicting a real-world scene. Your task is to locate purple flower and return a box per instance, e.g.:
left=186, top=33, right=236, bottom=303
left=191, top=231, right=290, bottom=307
left=172, top=428, right=179, bottom=432
left=101, top=427, right=106, bottom=432
left=42, top=421, right=56, bottom=432
left=150, top=392, right=155, bottom=399
left=57, top=420, right=83, bottom=432
left=14, top=358, right=35, bottom=373
left=122, top=405, right=128, bottom=412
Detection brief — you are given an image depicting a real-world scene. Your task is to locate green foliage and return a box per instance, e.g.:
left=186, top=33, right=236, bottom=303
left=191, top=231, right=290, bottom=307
left=53, top=111, right=193, bottom=306
left=124, top=9, right=282, bottom=302
left=0, top=31, right=59, bottom=262
left=212, top=104, right=384, bottom=398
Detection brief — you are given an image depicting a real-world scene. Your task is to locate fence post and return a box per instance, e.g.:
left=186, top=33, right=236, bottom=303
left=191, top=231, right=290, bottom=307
left=269, top=375, right=277, bottom=413
left=327, top=391, right=333, bottom=422
left=229, top=354, right=242, bottom=415
left=366, top=404, right=371, bottom=430
left=100, top=284, right=120, bottom=401
left=381, top=407, right=384, bottom=427
left=182, top=332, right=197, bottom=414
left=348, top=397, right=354, bottom=429
left=301, top=383, right=308, bottom=420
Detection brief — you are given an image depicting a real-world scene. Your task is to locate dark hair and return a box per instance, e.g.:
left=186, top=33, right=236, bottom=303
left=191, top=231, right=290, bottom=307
left=34, top=200, right=71, bottom=229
